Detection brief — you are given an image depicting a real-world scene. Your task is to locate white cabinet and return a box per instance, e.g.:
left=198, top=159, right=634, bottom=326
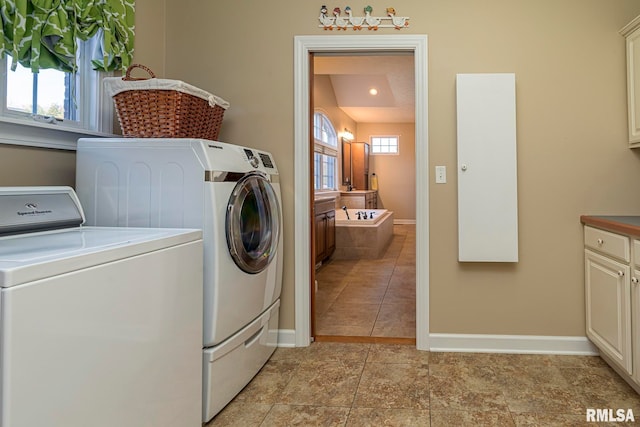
left=584, top=226, right=633, bottom=377
left=633, top=266, right=640, bottom=384
left=620, top=15, right=640, bottom=146
left=584, top=250, right=632, bottom=374
left=632, top=239, right=640, bottom=385
left=456, top=73, right=518, bottom=262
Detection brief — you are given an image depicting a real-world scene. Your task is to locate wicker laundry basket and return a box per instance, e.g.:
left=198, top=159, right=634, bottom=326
left=105, top=64, right=229, bottom=140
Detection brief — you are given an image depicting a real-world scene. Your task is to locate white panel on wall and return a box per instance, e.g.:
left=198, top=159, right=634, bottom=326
left=456, top=73, right=518, bottom=262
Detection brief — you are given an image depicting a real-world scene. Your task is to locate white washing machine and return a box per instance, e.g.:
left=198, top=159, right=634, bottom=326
left=75, top=138, right=283, bottom=421
left=0, top=187, right=203, bottom=427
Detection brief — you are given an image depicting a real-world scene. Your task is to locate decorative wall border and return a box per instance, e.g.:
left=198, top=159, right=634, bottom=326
left=319, top=5, right=410, bottom=31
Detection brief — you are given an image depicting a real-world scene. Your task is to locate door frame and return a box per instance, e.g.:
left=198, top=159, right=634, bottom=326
left=293, top=35, right=430, bottom=350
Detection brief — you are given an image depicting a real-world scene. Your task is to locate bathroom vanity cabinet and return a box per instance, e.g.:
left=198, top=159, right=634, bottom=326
left=314, top=198, right=336, bottom=264
left=340, top=191, right=377, bottom=209
left=581, top=215, right=640, bottom=393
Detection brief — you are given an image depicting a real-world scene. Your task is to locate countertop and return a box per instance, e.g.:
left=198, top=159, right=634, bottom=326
left=580, top=215, right=640, bottom=237
left=340, top=190, right=376, bottom=194
left=314, top=191, right=339, bottom=202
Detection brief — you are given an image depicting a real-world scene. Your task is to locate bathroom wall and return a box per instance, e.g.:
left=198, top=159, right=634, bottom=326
left=155, top=0, right=640, bottom=338
left=356, top=122, right=416, bottom=221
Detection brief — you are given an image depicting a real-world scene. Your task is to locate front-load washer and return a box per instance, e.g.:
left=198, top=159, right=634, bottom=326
left=0, top=187, right=203, bottom=427
left=75, top=138, right=283, bottom=421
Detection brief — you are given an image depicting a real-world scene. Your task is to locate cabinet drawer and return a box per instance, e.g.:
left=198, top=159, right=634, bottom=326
left=584, top=226, right=630, bottom=262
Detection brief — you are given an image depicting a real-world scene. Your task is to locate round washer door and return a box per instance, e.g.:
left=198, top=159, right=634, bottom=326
left=226, top=172, right=281, bottom=274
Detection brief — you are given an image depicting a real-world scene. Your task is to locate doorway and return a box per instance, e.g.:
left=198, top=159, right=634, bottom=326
left=293, top=35, right=429, bottom=350
left=312, top=53, right=416, bottom=343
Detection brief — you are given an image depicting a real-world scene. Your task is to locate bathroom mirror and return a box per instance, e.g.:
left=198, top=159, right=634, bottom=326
left=341, top=138, right=352, bottom=186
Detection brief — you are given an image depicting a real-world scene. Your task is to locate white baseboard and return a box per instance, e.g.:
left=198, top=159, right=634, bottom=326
left=276, top=329, right=297, bottom=347
left=394, top=219, right=416, bottom=225
left=278, top=330, right=599, bottom=355
left=429, top=333, right=599, bottom=355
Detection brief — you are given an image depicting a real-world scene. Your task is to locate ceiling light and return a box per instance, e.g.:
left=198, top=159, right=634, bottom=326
left=369, top=88, right=378, bottom=96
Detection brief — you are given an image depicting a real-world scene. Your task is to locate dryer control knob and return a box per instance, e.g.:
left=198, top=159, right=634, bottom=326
left=249, top=157, right=260, bottom=168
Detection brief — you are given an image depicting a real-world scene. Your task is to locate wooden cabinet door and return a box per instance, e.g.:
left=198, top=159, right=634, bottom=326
left=351, top=142, right=369, bottom=190
left=325, top=210, right=335, bottom=258
left=315, top=213, right=326, bottom=264
left=585, top=249, right=632, bottom=374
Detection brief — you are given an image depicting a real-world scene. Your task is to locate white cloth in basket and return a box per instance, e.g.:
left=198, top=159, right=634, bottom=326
left=104, top=77, right=230, bottom=109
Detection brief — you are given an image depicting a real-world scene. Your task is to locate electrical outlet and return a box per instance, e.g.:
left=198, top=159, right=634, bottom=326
left=435, top=166, right=446, bottom=184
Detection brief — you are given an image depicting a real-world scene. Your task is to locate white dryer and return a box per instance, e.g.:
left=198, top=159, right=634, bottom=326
left=76, top=138, right=283, bottom=421
left=0, top=187, right=203, bottom=427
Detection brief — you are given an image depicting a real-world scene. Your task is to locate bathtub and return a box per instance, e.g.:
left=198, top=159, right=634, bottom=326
left=335, top=208, right=390, bottom=226
left=333, top=209, right=395, bottom=259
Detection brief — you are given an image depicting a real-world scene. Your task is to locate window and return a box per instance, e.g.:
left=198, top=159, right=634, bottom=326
left=0, top=2, right=134, bottom=149
left=370, top=135, right=399, bottom=155
left=0, top=37, right=111, bottom=136
left=313, top=112, right=338, bottom=191
left=6, top=61, right=75, bottom=121
left=314, top=153, right=336, bottom=189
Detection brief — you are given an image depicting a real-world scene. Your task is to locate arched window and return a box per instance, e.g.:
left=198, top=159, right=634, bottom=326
left=313, top=111, right=338, bottom=190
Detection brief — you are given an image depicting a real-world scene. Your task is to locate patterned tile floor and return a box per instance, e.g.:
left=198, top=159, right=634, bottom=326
left=315, top=224, right=416, bottom=338
left=206, top=342, right=640, bottom=426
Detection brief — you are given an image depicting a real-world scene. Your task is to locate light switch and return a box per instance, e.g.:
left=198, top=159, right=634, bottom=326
left=435, top=166, right=446, bottom=183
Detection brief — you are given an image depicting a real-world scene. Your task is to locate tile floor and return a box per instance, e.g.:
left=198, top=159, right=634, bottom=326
left=206, top=342, right=640, bottom=426
left=315, top=224, right=416, bottom=338
left=206, top=225, right=640, bottom=426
